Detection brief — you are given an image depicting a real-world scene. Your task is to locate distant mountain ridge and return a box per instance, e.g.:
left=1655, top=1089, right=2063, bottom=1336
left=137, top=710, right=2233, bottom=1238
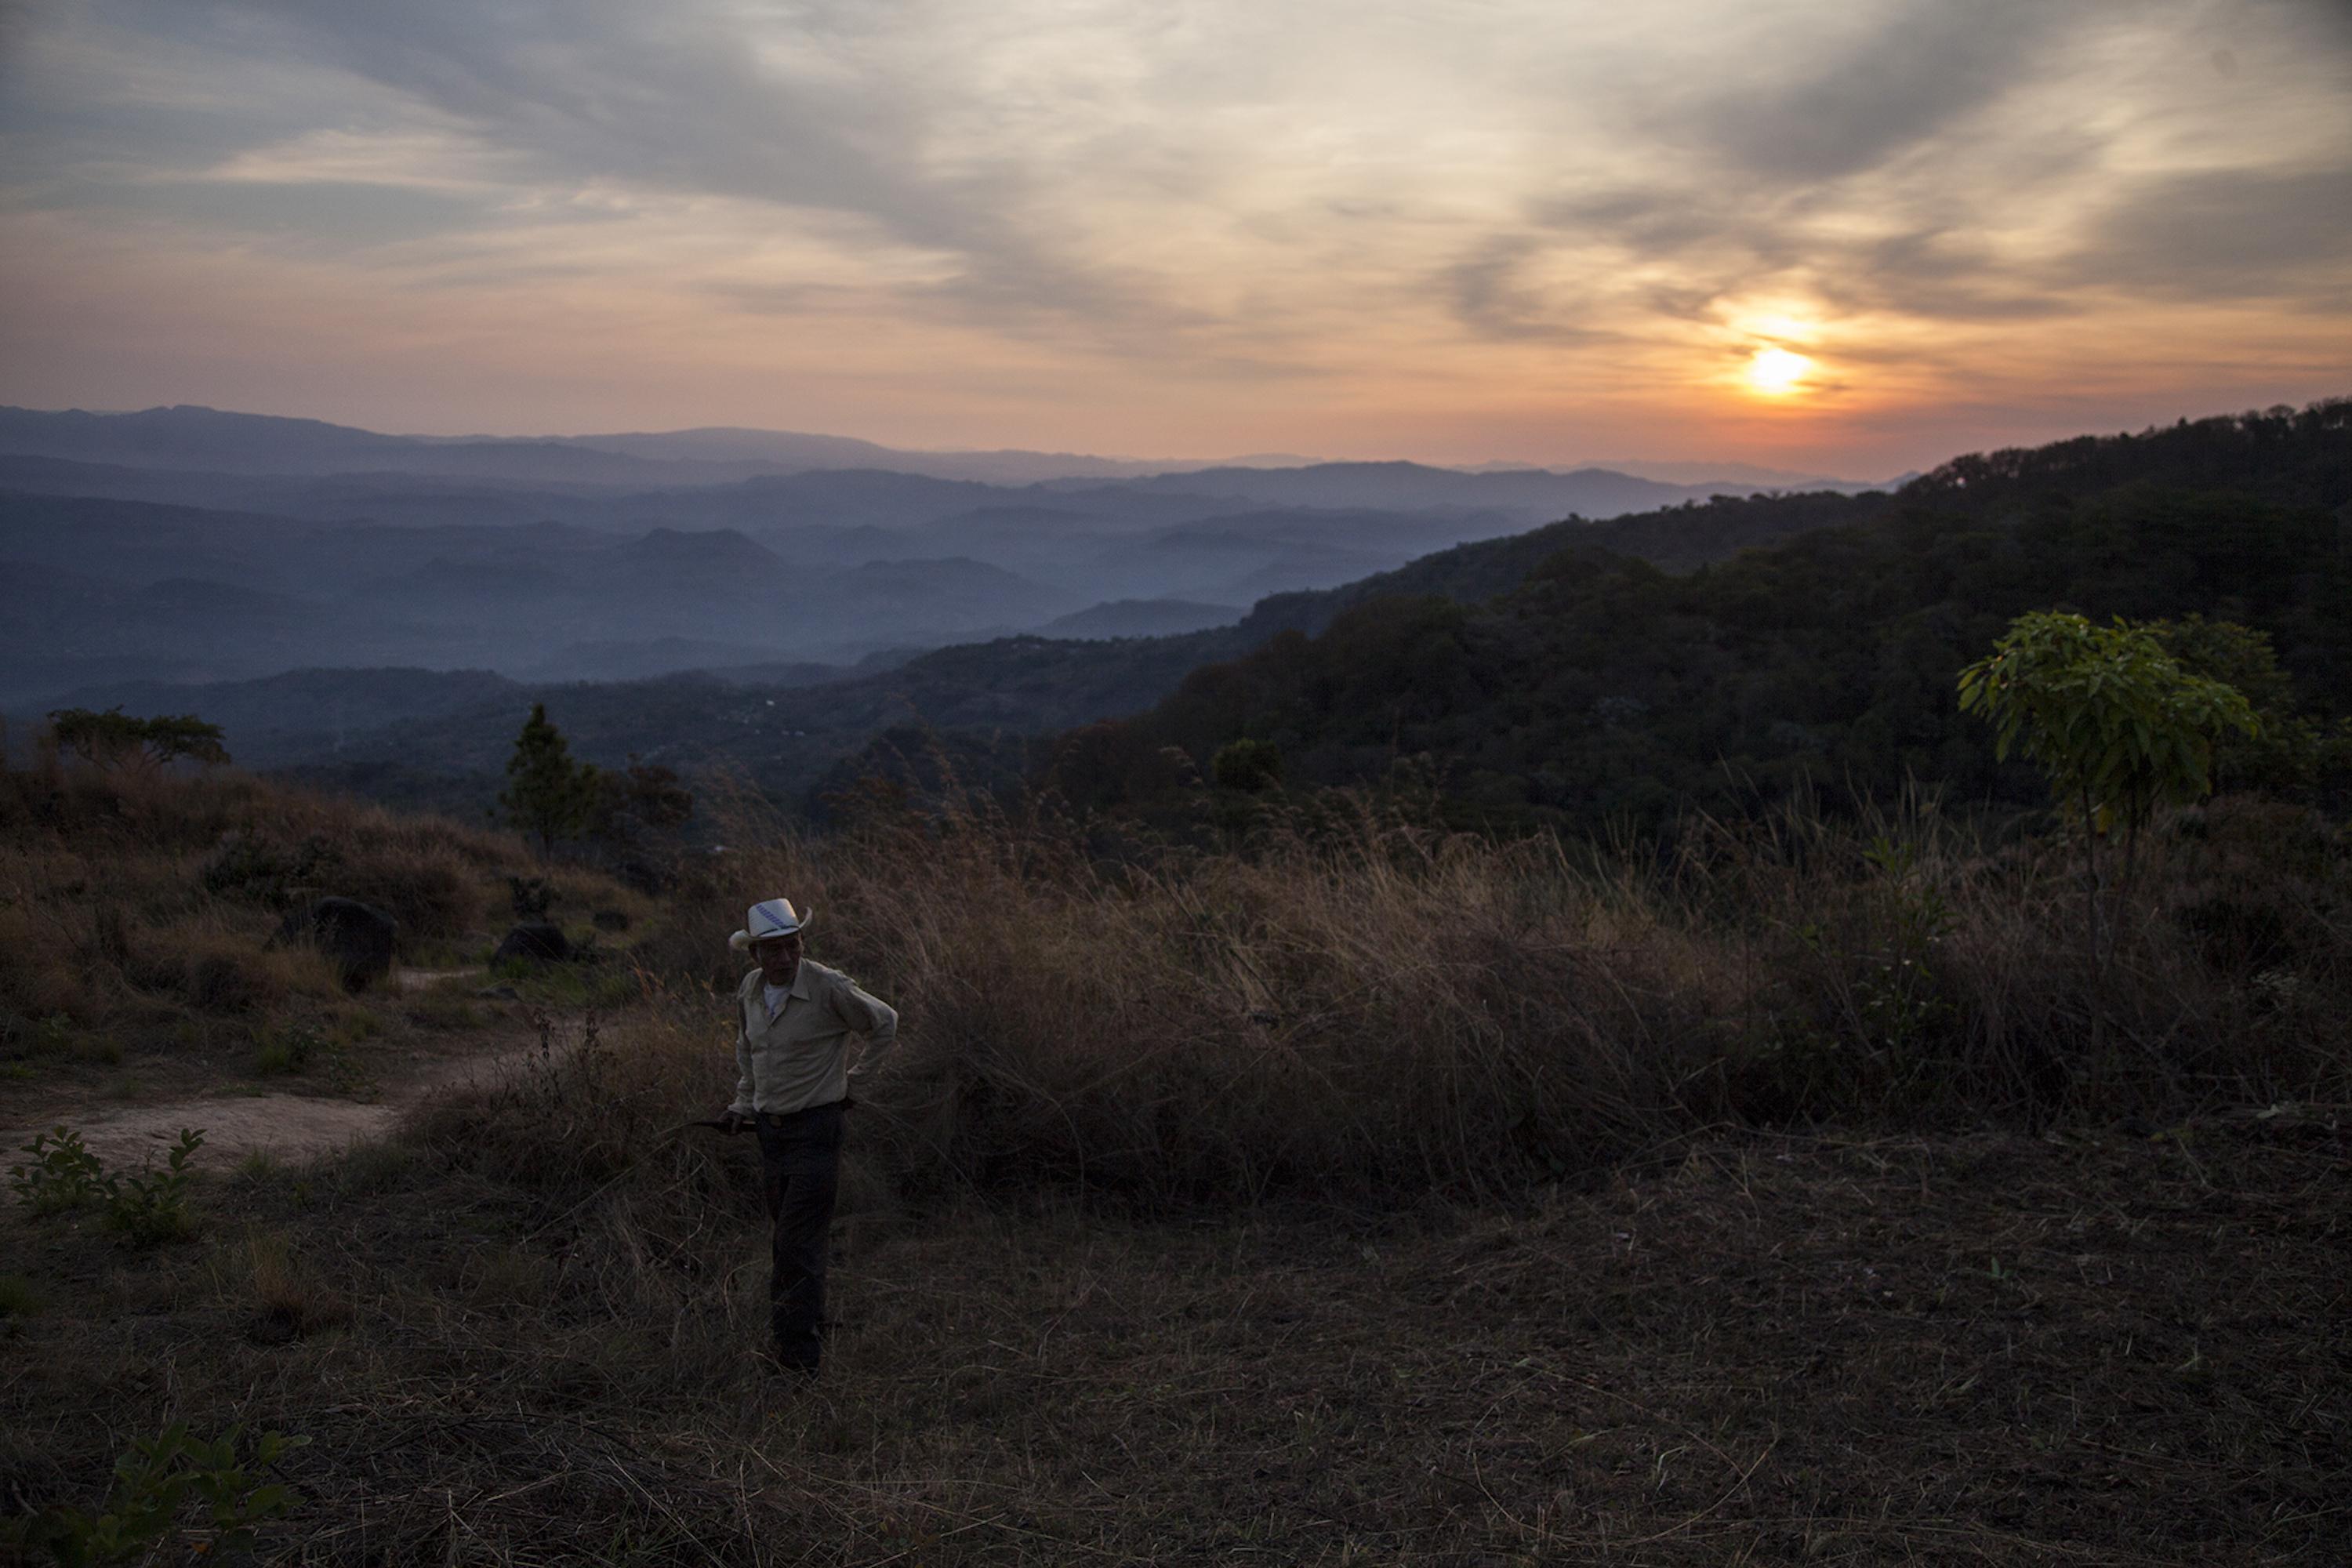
left=6, top=481, right=1910, bottom=801
left=1089, top=460, right=1708, bottom=519
left=4, top=407, right=1832, bottom=700
left=0, top=403, right=1873, bottom=497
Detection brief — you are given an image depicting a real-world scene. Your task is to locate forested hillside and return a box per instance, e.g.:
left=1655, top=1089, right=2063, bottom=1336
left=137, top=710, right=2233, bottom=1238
left=1048, top=402, right=2351, bottom=829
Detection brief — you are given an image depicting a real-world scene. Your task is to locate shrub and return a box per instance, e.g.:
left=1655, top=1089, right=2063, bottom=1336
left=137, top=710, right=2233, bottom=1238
left=11, top=1125, right=205, bottom=1245
left=337, top=844, right=481, bottom=944
left=27, top=1421, right=308, bottom=1566
left=1210, top=738, right=1283, bottom=793
left=102, top=1128, right=205, bottom=1247
left=0, top=905, right=90, bottom=1023
left=510, top=876, right=554, bottom=919
left=201, top=831, right=341, bottom=908
left=10, top=1126, right=107, bottom=1215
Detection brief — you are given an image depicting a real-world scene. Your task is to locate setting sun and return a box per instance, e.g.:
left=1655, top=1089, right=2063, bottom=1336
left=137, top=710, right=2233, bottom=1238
left=1747, top=347, right=1814, bottom=397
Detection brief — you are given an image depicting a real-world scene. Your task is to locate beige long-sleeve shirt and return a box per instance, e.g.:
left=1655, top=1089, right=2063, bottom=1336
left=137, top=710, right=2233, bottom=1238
left=728, top=959, right=898, bottom=1116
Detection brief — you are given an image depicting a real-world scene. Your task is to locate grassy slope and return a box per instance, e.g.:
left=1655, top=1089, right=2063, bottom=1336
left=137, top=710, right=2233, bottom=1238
left=3, top=724, right=2347, bottom=1563
left=0, top=750, right=656, bottom=1109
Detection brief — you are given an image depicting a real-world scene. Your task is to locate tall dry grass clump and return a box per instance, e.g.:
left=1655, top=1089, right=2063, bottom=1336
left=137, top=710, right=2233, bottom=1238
left=394, top=774, right=2348, bottom=1214
left=1667, top=789, right=2350, bottom=1118
left=610, top=786, right=2343, bottom=1207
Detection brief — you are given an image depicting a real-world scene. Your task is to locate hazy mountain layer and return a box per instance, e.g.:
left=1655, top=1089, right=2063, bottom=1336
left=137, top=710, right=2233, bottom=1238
left=3, top=405, right=1836, bottom=702
left=29, top=480, right=1912, bottom=809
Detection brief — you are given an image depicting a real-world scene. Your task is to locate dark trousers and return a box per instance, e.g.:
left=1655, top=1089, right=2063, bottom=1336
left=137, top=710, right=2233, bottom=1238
left=755, top=1102, right=844, bottom=1370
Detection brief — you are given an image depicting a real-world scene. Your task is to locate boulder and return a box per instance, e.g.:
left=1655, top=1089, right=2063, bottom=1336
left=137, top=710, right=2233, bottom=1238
left=277, top=897, right=397, bottom=992
left=494, top=922, right=571, bottom=966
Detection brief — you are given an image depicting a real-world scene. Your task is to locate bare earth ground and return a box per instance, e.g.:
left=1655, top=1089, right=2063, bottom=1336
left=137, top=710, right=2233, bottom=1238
left=2, top=1011, right=2347, bottom=1564
left=1, top=970, right=534, bottom=1171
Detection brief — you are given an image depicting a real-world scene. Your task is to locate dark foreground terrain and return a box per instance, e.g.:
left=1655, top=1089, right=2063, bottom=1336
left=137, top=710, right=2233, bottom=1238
left=3, top=750, right=2345, bottom=1564
left=5, top=1078, right=2343, bottom=1565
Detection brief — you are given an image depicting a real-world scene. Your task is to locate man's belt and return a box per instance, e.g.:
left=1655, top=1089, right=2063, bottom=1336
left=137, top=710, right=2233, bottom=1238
left=753, top=1100, right=850, bottom=1126
left=673, top=1099, right=851, bottom=1137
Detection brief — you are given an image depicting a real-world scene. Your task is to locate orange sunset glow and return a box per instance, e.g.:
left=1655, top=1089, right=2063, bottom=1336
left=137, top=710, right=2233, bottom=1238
left=1, top=2, right=2347, bottom=476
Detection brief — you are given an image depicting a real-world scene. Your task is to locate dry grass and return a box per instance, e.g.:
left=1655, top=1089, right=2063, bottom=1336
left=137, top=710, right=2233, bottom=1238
left=621, top=788, right=2352, bottom=1205
left=2, top=752, right=2344, bottom=1563
left=0, top=748, right=661, bottom=1091
left=2, top=1098, right=2342, bottom=1564
left=237, top=1226, right=353, bottom=1341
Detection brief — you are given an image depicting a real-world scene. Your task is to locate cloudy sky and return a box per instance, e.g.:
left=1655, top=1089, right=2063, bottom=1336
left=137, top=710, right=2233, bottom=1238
left=2, top=0, right=2347, bottom=475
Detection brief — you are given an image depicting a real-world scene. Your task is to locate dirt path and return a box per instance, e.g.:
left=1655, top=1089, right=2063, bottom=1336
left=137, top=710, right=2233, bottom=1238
left=5, top=970, right=546, bottom=1172
left=9, top=1054, right=517, bottom=1172
left=394, top=966, right=476, bottom=993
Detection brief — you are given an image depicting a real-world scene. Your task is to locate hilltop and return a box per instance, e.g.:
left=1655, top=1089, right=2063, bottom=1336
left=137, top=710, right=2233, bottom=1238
left=2, top=724, right=2344, bottom=1563
left=1056, top=401, right=2352, bottom=830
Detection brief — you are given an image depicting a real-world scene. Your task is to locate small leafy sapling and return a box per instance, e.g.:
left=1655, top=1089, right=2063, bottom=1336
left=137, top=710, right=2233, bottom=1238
left=34, top=1421, right=310, bottom=1566
left=9, top=1126, right=107, bottom=1215
left=1958, top=611, right=2259, bottom=959
left=1959, top=611, right=2259, bottom=857
left=100, top=1127, right=206, bottom=1247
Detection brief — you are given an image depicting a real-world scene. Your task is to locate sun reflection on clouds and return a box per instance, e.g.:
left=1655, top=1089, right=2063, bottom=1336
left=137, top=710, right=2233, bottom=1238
left=0, top=0, right=2343, bottom=471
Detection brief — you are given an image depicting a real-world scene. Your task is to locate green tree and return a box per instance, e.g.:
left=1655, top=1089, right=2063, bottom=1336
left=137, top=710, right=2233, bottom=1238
left=1959, top=612, right=2260, bottom=850
left=1958, top=612, right=2259, bottom=960
left=47, top=708, right=228, bottom=771
left=496, top=703, right=598, bottom=855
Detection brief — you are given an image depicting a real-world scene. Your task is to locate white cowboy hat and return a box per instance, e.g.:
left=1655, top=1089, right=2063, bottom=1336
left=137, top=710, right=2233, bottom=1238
left=729, top=898, right=813, bottom=951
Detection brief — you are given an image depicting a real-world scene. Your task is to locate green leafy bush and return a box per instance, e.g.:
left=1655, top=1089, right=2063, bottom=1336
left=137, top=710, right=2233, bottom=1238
left=9, top=1126, right=107, bottom=1214
left=29, top=1421, right=309, bottom=1566
left=1958, top=612, right=2260, bottom=852
left=101, top=1128, right=205, bottom=1247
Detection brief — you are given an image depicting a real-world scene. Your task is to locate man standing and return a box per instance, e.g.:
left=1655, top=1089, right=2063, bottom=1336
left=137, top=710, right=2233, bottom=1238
left=720, top=898, right=898, bottom=1375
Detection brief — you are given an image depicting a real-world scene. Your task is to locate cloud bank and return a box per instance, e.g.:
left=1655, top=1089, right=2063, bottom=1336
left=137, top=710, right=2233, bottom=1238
left=1, top=0, right=2346, bottom=470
